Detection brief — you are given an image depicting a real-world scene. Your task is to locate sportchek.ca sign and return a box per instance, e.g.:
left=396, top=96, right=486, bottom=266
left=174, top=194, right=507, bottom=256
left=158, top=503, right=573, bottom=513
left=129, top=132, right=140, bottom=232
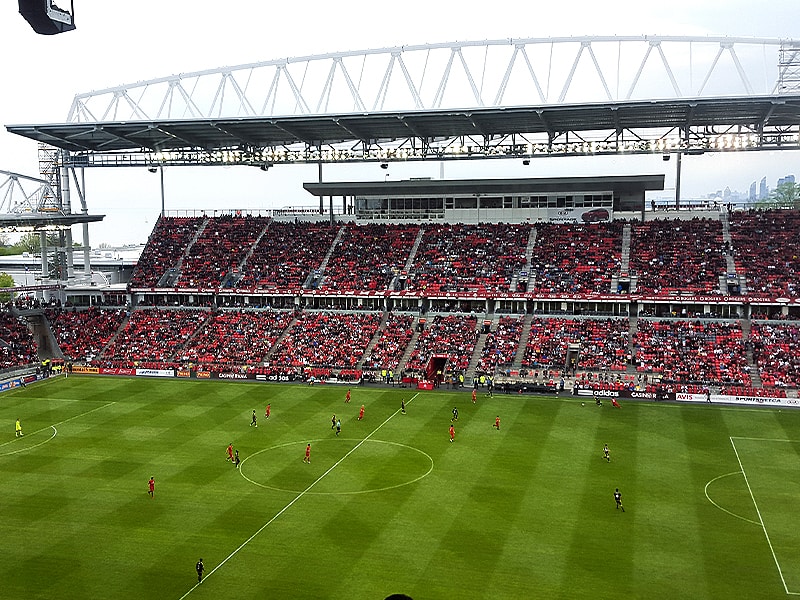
left=675, top=393, right=799, bottom=407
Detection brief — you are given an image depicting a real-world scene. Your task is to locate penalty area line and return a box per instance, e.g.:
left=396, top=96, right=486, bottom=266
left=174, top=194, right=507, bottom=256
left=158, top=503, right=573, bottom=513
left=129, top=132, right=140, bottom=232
left=729, top=437, right=799, bottom=596
left=0, top=401, right=115, bottom=449
left=177, top=392, right=420, bottom=600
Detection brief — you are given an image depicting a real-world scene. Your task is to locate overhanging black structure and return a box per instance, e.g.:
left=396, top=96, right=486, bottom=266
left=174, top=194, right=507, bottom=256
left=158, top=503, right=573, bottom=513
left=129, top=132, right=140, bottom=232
left=7, top=96, right=800, bottom=165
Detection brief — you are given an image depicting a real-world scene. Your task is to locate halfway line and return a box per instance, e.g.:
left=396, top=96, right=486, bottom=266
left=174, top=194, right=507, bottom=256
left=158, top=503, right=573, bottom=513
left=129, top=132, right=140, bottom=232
left=178, top=392, right=420, bottom=600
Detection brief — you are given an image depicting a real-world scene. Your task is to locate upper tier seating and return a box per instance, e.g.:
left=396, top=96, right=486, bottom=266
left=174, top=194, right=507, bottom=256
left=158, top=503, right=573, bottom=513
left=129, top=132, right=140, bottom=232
left=529, top=222, right=624, bottom=293
left=177, top=216, right=271, bottom=288
left=318, top=224, right=419, bottom=291
left=407, top=223, right=529, bottom=293
left=729, top=210, right=800, bottom=296
left=237, top=222, right=338, bottom=290
left=129, top=217, right=203, bottom=288
left=629, top=218, right=726, bottom=294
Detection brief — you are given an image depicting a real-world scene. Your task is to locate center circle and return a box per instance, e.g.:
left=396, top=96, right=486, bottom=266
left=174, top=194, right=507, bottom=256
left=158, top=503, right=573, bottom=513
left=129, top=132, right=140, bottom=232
left=240, top=438, right=434, bottom=495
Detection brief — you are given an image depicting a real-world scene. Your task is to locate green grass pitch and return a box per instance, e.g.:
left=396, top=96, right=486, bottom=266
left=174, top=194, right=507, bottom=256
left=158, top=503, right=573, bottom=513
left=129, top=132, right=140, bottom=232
left=1, top=376, right=798, bottom=599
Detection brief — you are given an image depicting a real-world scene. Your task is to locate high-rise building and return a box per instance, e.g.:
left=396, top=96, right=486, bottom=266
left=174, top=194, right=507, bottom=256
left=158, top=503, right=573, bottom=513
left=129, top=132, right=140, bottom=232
left=759, top=176, right=768, bottom=200
left=749, top=181, right=757, bottom=201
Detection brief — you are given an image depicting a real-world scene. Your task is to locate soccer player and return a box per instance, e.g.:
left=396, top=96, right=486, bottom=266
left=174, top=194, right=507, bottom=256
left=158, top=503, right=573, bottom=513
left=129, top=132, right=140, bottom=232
left=611, top=398, right=621, bottom=409
left=449, top=424, right=455, bottom=442
left=401, top=400, right=406, bottom=414
left=614, top=488, right=625, bottom=511
left=336, top=419, right=341, bottom=436
left=15, top=418, right=22, bottom=437
left=304, top=443, right=311, bottom=463
left=451, top=407, right=459, bottom=422
left=494, top=416, right=500, bottom=430
left=196, top=558, right=204, bottom=583
left=345, top=388, right=351, bottom=403
left=148, top=476, right=155, bottom=498
left=234, top=449, right=240, bottom=469
left=472, top=388, right=477, bottom=404
left=331, top=414, right=337, bottom=429
left=226, top=442, right=234, bottom=462
left=358, top=405, right=365, bottom=420
left=603, top=444, right=610, bottom=462
left=250, top=410, right=257, bottom=428
left=265, top=403, right=271, bottom=419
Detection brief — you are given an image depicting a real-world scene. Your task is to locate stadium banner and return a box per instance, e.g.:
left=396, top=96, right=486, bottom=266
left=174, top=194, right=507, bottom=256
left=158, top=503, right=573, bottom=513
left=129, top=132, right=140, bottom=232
left=215, top=372, right=253, bottom=381
left=73, top=365, right=100, bottom=374
left=0, top=375, right=37, bottom=393
left=575, top=388, right=673, bottom=401
left=675, top=392, right=800, bottom=407
left=135, top=368, right=175, bottom=378
left=99, top=368, right=136, bottom=376
left=547, top=207, right=612, bottom=224
left=176, top=370, right=192, bottom=378
left=196, top=371, right=211, bottom=379
left=255, top=373, right=298, bottom=382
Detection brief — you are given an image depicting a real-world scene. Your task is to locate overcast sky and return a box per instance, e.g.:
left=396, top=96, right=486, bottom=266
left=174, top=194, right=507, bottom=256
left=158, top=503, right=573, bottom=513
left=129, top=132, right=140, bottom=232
left=1, top=0, right=799, bottom=246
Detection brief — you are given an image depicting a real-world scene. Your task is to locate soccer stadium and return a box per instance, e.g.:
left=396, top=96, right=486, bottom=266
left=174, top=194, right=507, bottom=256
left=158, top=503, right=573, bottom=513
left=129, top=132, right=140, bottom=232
left=2, top=7, right=800, bottom=598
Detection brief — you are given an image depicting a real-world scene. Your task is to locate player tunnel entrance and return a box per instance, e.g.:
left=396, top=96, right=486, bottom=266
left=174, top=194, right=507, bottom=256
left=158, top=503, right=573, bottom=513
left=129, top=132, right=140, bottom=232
left=565, top=343, right=581, bottom=373
left=426, top=355, right=448, bottom=384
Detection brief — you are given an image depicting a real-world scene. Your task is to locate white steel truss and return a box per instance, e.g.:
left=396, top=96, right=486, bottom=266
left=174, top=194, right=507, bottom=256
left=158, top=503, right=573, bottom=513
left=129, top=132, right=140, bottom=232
left=0, top=170, right=61, bottom=215
left=67, top=36, right=795, bottom=123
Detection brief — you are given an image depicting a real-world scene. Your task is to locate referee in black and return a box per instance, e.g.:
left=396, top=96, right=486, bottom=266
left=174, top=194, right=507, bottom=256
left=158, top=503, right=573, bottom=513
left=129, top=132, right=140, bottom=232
left=196, top=558, right=204, bottom=583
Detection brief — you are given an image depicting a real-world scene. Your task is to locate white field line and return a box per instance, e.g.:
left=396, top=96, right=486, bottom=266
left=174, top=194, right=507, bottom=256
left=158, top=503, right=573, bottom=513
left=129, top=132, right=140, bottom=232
left=729, top=437, right=799, bottom=596
left=0, top=401, right=115, bottom=449
left=178, top=392, right=420, bottom=600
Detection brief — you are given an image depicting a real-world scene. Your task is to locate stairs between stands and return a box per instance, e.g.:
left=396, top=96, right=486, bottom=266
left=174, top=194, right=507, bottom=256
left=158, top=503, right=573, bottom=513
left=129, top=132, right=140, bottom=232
left=740, top=318, right=762, bottom=387
left=513, top=227, right=538, bottom=292
left=263, top=311, right=299, bottom=363
left=222, top=221, right=273, bottom=288
left=397, top=320, right=423, bottom=373
left=304, top=224, right=345, bottom=289
left=465, top=314, right=497, bottom=377
left=160, top=217, right=209, bottom=287
left=626, top=313, right=639, bottom=375
left=511, top=314, right=534, bottom=371
left=390, top=227, right=426, bottom=291
left=172, top=310, right=213, bottom=362
left=357, top=311, right=390, bottom=369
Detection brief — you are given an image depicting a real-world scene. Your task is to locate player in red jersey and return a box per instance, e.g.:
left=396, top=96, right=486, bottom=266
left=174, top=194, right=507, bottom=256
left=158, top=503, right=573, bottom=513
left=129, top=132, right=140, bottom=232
left=148, top=476, right=155, bottom=498
left=494, top=416, right=500, bottom=430
left=303, top=443, right=311, bottom=464
left=611, top=398, right=621, bottom=408
left=226, top=442, right=234, bottom=462
left=449, top=424, right=455, bottom=443
left=345, top=389, right=351, bottom=403
left=358, top=405, right=365, bottom=420
left=265, top=403, right=271, bottom=419
left=472, top=389, right=477, bottom=404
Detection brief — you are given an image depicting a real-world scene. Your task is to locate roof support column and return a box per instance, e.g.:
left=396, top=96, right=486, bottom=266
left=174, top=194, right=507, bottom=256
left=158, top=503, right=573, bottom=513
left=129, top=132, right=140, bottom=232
left=674, top=150, right=683, bottom=210
left=60, top=154, right=75, bottom=279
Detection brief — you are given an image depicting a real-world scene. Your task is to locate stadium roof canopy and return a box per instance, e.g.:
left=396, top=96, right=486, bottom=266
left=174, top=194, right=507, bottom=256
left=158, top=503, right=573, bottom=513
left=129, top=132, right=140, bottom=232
left=6, top=37, right=800, bottom=165
left=7, top=95, right=800, bottom=155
